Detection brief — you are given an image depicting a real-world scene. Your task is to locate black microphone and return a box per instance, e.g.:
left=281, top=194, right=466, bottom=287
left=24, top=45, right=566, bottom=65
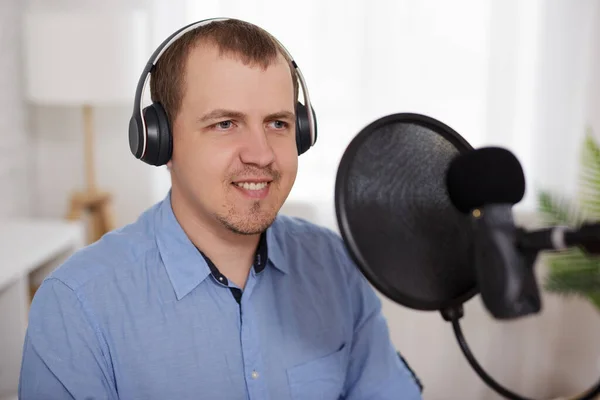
left=446, top=147, right=542, bottom=320
left=334, top=113, right=600, bottom=399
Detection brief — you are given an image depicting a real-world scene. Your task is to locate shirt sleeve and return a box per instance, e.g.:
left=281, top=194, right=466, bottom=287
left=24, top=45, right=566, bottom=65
left=338, top=244, right=424, bottom=400
left=19, top=278, right=117, bottom=400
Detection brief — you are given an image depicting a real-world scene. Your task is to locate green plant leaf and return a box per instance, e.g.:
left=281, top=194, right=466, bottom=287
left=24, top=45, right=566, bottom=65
left=577, top=127, right=600, bottom=220
left=537, top=124, right=600, bottom=312
left=543, top=247, right=600, bottom=309
left=537, top=191, right=582, bottom=226
left=588, top=292, right=600, bottom=311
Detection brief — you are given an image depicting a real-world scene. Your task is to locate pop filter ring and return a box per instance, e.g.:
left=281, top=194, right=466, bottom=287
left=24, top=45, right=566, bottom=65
left=335, top=112, right=478, bottom=311
left=334, top=113, right=600, bottom=400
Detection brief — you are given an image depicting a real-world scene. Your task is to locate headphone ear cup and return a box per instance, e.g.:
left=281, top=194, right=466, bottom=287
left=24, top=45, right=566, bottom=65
left=141, top=103, right=173, bottom=166
left=295, top=102, right=317, bottom=155
left=128, top=114, right=145, bottom=159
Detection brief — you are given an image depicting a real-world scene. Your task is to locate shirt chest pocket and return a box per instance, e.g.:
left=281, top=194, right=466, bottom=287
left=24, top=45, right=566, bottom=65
left=286, top=343, right=348, bottom=400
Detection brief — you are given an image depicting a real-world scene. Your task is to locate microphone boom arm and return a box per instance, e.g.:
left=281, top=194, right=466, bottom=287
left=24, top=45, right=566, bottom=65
left=447, top=217, right=600, bottom=399
left=442, top=305, right=600, bottom=400
left=517, top=223, right=600, bottom=256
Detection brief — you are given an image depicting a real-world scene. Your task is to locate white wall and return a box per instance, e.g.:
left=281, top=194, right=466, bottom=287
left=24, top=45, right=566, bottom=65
left=23, top=0, right=220, bottom=228
left=483, top=0, right=600, bottom=212
left=0, top=0, right=32, bottom=219
left=529, top=0, right=600, bottom=204
left=24, top=0, right=164, bottom=228
left=29, top=105, right=159, bottom=226
left=27, top=0, right=146, bottom=8
left=586, top=2, right=600, bottom=146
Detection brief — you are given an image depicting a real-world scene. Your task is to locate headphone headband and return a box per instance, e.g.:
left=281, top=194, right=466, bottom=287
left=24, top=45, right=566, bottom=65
left=131, top=17, right=316, bottom=160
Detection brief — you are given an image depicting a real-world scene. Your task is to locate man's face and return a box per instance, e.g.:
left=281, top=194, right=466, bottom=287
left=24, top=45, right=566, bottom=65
left=169, top=42, right=298, bottom=235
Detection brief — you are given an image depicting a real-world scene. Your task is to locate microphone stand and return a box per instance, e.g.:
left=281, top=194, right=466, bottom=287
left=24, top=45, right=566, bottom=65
left=444, top=213, right=600, bottom=399
left=441, top=278, right=600, bottom=400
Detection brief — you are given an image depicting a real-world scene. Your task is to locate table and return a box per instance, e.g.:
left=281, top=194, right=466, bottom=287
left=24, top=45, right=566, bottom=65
left=0, top=218, right=84, bottom=399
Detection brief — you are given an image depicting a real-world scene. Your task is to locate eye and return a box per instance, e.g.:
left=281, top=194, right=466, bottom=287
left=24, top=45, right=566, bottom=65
left=214, top=120, right=234, bottom=130
left=269, top=120, right=289, bottom=129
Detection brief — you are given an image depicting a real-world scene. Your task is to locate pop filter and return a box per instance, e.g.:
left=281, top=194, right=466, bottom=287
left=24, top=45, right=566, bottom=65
left=335, top=113, right=477, bottom=313
left=334, top=113, right=600, bottom=400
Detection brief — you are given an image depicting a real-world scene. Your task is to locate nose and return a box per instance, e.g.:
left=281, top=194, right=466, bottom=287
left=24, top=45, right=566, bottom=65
left=239, top=125, right=276, bottom=167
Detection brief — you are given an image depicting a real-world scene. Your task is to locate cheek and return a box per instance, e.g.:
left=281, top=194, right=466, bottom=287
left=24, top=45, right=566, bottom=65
left=173, top=134, right=235, bottom=187
left=274, top=141, right=298, bottom=179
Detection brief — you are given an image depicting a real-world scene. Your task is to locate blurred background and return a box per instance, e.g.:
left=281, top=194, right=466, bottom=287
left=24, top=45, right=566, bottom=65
left=1, top=0, right=600, bottom=399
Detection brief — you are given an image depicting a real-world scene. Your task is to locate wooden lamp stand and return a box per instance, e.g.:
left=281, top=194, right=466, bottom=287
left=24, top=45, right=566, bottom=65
left=66, top=105, right=115, bottom=244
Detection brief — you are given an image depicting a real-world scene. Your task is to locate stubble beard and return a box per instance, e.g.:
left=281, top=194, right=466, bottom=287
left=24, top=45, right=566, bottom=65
left=216, top=164, right=288, bottom=235
left=216, top=198, right=279, bottom=235
left=216, top=171, right=283, bottom=235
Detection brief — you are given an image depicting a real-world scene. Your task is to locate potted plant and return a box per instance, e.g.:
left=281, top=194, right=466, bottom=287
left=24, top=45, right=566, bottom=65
left=537, top=126, right=600, bottom=310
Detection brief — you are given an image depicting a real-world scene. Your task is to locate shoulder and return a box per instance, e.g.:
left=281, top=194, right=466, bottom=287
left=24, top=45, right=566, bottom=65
left=269, top=213, right=359, bottom=278
left=271, top=213, right=347, bottom=253
left=46, top=202, right=161, bottom=292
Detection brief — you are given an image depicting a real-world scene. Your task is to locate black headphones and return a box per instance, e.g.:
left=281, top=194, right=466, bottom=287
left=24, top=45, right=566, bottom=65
left=128, top=17, right=318, bottom=167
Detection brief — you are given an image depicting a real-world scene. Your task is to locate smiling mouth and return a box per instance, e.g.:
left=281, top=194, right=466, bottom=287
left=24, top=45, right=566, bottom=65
left=231, top=180, right=272, bottom=200
left=233, top=181, right=270, bottom=190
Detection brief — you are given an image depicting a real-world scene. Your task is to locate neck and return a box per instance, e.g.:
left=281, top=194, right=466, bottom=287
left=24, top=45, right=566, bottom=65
left=170, top=186, right=259, bottom=289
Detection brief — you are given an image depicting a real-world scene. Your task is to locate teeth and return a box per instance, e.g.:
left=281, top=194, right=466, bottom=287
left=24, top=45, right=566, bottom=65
left=235, top=182, right=268, bottom=190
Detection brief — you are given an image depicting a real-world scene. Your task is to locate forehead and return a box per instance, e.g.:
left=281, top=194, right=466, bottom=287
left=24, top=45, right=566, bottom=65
left=181, top=43, right=295, bottom=111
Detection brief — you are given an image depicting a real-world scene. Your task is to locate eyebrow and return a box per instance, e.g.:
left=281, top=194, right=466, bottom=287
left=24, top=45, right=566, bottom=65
left=197, top=109, right=245, bottom=124
left=266, top=111, right=295, bottom=122
left=197, top=109, right=296, bottom=124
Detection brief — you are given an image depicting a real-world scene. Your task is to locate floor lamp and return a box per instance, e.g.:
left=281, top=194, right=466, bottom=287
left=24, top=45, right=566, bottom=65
left=22, top=9, right=149, bottom=245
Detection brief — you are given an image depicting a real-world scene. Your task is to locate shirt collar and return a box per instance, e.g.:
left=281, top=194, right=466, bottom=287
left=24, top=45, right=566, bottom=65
left=155, top=191, right=289, bottom=300
left=266, top=219, right=288, bottom=274
left=197, top=231, right=267, bottom=284
left=154, top=191, right=211, bottom=301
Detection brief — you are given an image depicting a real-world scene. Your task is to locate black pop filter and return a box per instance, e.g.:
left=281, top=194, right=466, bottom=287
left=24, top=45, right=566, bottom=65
left=334, top=113, right=600, bottom=400
left=335, top=113, right=477, bottom=312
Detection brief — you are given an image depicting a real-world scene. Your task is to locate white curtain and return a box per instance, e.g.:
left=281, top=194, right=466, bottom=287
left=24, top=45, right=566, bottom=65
left=176, top=0, right=600, bottom=213
left=150, top=1, right=600, bottom=398
left=181, top=0, right=493, bottom=208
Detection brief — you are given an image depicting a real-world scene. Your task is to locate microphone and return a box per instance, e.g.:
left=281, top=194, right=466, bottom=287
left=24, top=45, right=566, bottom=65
left=334, top=112, right=600, bottom=399
left=446, top=147, right=542, bottom=320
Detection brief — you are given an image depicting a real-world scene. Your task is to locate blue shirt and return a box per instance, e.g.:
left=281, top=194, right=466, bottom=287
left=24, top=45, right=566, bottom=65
left=19, top=192, right=423, bottom=400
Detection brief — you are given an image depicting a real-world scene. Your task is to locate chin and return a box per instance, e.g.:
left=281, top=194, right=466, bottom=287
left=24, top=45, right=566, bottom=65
left=219, top=217, right=276, bottom=235
left=217, top=206, right=279, bottom=235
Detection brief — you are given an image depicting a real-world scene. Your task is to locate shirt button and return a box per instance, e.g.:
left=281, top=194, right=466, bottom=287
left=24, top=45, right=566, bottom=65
left=251, top=370, right=259, bottom=379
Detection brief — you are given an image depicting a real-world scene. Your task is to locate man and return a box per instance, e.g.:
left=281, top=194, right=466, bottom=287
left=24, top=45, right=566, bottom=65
left=19, top=19, right=423, bottom=399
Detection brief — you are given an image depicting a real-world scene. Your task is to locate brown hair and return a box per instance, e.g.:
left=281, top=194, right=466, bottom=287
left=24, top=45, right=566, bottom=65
left=150, top=19, right=300, bottom=122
